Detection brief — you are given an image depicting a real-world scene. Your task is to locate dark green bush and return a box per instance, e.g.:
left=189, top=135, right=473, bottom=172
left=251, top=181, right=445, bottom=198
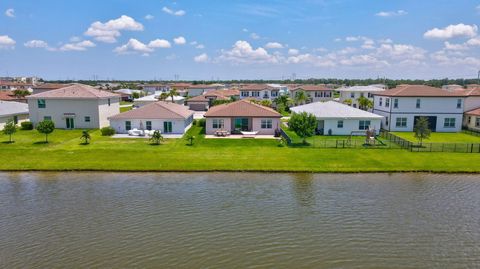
left=197, top=118, right=206, bottom=127
left=100, top=127, right=116, bottom=136
left=20, top=121, right=33, bottom=130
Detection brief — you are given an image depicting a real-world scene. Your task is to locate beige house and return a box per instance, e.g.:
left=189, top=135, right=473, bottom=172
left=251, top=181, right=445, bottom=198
left=204, top=100, right=281, bottom=135
left=464, top=108, right=480, bottom=131
left=0, top=101, right=29, bottom=129
left=27, top=84, right=120, bottom=129
left=290, top=85, right=333, bottom=103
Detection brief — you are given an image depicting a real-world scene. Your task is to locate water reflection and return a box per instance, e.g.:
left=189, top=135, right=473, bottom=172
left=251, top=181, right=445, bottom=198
left=291, top=173, right=315, bottom=207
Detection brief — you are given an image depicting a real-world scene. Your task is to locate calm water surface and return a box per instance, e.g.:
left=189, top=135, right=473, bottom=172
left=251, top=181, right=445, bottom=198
left=1, top=172, right=480, bottom=268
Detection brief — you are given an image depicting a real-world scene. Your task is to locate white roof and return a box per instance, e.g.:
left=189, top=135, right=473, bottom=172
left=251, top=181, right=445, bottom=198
left=0, top=101, right=29, bottom=117
left=114, top=89, right=143, bottom=95
left=336, top=85, right=385, bottom=92
left=135, top=94, right=185, bottom=102
left=290, top=101, right=384, bottom=119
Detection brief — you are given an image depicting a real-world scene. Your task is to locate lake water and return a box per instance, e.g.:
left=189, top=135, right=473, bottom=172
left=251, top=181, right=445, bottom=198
left=1, top=172, right=479, bottom=268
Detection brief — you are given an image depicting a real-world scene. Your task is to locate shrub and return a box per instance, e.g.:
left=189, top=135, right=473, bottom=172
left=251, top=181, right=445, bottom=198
left=20, top=121, right=33, bottom=130
left=197, top=118, right=206, bottom=127
left=36, top=120, right=55, bottom=143
left=101, top=127, right=116, bottom=136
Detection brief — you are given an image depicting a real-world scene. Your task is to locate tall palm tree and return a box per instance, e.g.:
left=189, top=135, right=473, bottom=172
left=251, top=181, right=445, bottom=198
left=294, top=90, right=308, bottom=105
left=169, top=88, right=179, bottom=103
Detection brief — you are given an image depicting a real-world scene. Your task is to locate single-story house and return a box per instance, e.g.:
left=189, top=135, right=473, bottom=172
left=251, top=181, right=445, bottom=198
left=204, top=99, right=282, bottom=135
left=186, top=89, right=240, bottom=111
left=464, top=108, right=480, bottom=131
left=290, top=101, right=383, bottom=135
left=114, top=89, right=144, bottom=101
left=109, top=101, right=194, bottom=134
left=0, top=101, right=29, bottom=129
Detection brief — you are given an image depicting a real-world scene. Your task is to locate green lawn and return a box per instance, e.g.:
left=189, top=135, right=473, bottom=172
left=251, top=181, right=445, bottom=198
left=0, top=126, right=479, bottom=172
left=392, top=132, right=480, bottom=143
left=120, top=101, right=133, bottom=106
left=120, top=106, right=133, bottom=113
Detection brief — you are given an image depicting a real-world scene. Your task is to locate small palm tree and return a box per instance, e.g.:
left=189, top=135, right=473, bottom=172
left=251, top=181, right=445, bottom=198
left=357, top=96, right=373, bottom=111
left=169, top=88, right=179, bottom=103
left=158, top=92, right=169, bottom=101
left=186, top=134, right=195, bottom=146
left=150, top=130, right=164, bottom=145
left=294, top=90, right=308, bottom=105
left=80, top=130, right=91, bottom=144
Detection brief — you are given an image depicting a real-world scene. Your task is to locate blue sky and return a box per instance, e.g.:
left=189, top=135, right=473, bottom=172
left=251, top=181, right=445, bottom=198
left=1, top=0, right=480, bottom=80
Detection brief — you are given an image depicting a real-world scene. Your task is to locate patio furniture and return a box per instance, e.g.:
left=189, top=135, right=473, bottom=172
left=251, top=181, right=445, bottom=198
left=128, top=128, right=144, bottom=136
left=214, top=130, right=230, bottom=137
left=240, top=131, right=258, bottom=138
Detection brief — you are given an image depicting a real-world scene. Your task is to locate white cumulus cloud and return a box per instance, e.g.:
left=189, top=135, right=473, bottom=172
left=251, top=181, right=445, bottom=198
left=0, top=35, right=16, bottom=49
left=5, top=8, right=15, bottom=18
left=145, top=14, right=154, bottom=20
left=424, top=23, right=478, bottom=39
left=114, top=39, right=153, bottom=54
left=288, top=48, right=299, bottom=55
left=219, top=40, right=281, bottom=64
left=265, top=42, right=284, bottom=49
left=60, top=40, right=96, bottom=51
left=85, top=15, right=144, bottom=43
left=24, top=40, right=49, bottom=48
left=148, top=39, right=171, bottom=48
left=162, top=7, right=186, bottom=16
left=173, top=36, right=186, bottom=45
left=194, top=53, right=209, bottom=63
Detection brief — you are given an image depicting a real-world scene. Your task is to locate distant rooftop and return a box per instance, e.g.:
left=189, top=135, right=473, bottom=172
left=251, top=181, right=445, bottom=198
left=27, top=84, right=119, bottom=99
left=291, top=101, right=383, bottom=119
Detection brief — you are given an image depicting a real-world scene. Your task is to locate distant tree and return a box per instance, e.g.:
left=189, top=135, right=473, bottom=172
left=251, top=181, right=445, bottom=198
left=211, top=99, right=233, bottom=106
left=80, top=130, right=91, bottom=144
left=132, top=92, right=140, bottom=99
left=274, top=95, right=292, bottom=111
left=288, top=112, right=317, bottom=144
left=2, top=119, right=17, bottom=143
left=12, top=89, right=30, bottom=98
left=260, top=100, right=272, bottom=107
left=413, top=117, right=431, bottom=146
left=294, top=90, right=309, bottom=105
left=343, top=99, right=353, bottom=106
left=150, top=130, right=164, bottom=145
left=158, top=92, right=169, bottom=101
left=357, top=96, right=373, bottom=111
left=36, top=120, right=55, bottom=143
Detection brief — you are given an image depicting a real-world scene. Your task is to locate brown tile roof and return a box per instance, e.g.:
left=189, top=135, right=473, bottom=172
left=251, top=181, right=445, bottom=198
left=204, top=89, right=239, bottom=97
left=188, top=84, right=220, bottom=89
left=292, top=85, right=331, bottom=91
left=205, top=100, right=281, bottom=118
left=109, top=101, right=193, bottom=120
left=32, top=83, right=71, bottom=90
left=27, top=84, right=120, bottom=99
left=0, top=91, right=17, bottom=101
left=466, top=108, right=480, bottom=116
left=457, top=87, right=480, bottom=96
left=374, top=85, right=466, bottom=97
left=239, top=84, right=277, bottom=91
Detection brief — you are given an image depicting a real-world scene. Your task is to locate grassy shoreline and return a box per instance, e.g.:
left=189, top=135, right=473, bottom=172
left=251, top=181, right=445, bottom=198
left=1, top=126, right=480, bottom=173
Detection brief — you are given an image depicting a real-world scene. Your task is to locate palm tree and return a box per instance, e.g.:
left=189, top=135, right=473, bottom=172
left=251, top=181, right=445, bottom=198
left=294, top=90, right=308, bottom=105
left=357, top=96, right=373, bottom=111
left=80, top=130, right=91, bottom=144
left=150, top=130, right=164, bottom=145
left=343, top=99, right=353, bottom=106
left=168, top=88, right=179, bottom=103
left=158, top=92, right=169, bottom=101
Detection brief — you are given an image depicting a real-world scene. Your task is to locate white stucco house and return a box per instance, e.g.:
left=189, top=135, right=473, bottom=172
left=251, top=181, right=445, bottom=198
left=239, top=84, right=280, bottom=101
left=26, top=84, right=120, bottom=129
left=336, top=85, right=385, bottom=109
left=372, top=85, right=465, bottom=132
left=289, top=85, right=334, bottom=103
left=133, top=93, right=185, bottom=107
left=0, top=101, right=29, bottom=129
left=290, top=101, right=383, bottom=135
left=109, top=101, right=194, bottom=134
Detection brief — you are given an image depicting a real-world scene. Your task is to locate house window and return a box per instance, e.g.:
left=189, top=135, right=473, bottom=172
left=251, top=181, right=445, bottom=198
left=394, top=98, right=398, bottom=108
left=476, top=118, right=480, bottom=127
left=261, top=119, right=273, bottom=129
left=252, top=91, right=260, bottom=97
left=385, top=117, right=389, bottom=126
left=368, top=93, right=373, bottom=98
left=271, top=91, right=278, bottom=97
left=337, top=120, right=344, bottom=128
left=385, top=98, right=390, bottom=107
left=44, top=116, right=52, bottom=121
left=351, top=92, right=355, bottom=98
left=13, top=116, right=18, bottom=124
left=84, top=116, right=90, bottom=122
left=241, top=91, right=249, bottom=97
left=108, top=99, right=111, bottom=106
left=457, top=99, right=462, bottom=109
left=37, top=99, right=46, bottom=108
left=396, top=117, right=407, bottom=128
left=359, top=120, right=370, bottom=130
left=146, top=121, right=152, bottom=130
left=468, top=116, right=471, bottom=124
left=379, top=98, right=383, bottom=106
left=444, top=118, right=455, bottom=128
left=212, top=119, right=224, bottom=129
left=416, top=99, right=421, bottom=109
left=125, top=121, right=131, bottom=131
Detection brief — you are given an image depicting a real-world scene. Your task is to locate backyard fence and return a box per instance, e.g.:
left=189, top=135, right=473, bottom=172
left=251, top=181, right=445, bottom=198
left=463, top=128, right=480, bottom=137
left=380, top=130, right=480, bottom=153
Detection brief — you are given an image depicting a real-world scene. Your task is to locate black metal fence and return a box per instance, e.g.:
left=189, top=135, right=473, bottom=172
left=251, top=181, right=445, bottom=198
left=381, top=130, right=480, bottom=153
left=463, top=128, right=480, bottom=137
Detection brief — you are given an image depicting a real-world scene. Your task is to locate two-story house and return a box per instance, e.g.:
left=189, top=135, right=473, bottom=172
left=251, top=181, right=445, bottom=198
left=27, top=84, right=120, bottom=129
left=372, top=85, right=465, bottom=132
left=337, top=85, right=385, bottom=109
left=289, top=85, right=333, bottom=103
left=239, top=84, right=279, bottom=101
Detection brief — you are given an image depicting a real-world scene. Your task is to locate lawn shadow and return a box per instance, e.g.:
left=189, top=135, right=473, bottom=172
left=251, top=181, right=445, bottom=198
left=79, top=142, right=90, bottom=146
left=1, top=141, right=15, bottom=144
left=33, top=141, right=49, bottom=145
